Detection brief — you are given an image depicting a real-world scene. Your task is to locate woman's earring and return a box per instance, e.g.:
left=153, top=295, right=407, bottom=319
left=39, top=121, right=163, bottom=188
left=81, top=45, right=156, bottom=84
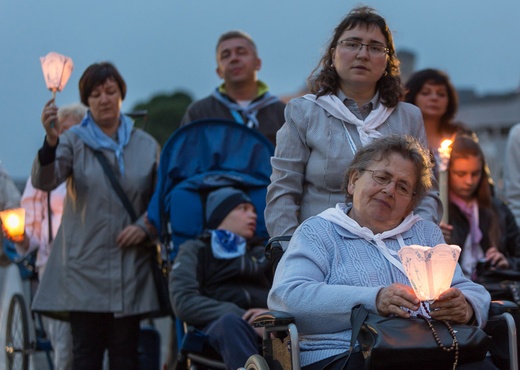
left=383, top=71, right=388, bottom=76
left=330, top=63, right=334, bottom=68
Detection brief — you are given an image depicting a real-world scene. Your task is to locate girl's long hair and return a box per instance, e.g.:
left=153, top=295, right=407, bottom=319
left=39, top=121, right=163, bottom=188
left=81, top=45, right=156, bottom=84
left=449, top=135, right=499, bottom=246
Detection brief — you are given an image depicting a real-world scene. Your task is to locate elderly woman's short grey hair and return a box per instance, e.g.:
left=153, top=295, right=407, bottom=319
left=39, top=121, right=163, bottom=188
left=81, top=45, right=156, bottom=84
left=58, top=103, right=87, bottom=123
left=342, top=135, right=433, bottom=209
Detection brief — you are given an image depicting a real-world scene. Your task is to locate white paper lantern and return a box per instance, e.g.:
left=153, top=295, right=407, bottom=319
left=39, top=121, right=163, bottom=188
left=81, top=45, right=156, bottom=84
left=398, top=244, right=461, bottom=301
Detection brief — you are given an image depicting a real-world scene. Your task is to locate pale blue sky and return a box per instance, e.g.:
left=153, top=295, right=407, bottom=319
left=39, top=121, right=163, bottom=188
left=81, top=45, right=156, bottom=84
left=1, top=0, right=519, bottom=179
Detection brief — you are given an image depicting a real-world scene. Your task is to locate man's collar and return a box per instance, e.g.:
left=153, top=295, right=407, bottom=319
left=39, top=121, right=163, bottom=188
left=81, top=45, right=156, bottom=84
left=218, top=80, right=269, bottom=100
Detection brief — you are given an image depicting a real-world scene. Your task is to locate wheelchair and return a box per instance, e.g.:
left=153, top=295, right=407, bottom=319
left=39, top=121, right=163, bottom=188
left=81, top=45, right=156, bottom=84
left=146, top=119, right=275, bottom=370
left=2, top=239, right=54, bottom=370
left=172, top=235, right=519, bottom=370
left=242, top=236, right=520, bottom=370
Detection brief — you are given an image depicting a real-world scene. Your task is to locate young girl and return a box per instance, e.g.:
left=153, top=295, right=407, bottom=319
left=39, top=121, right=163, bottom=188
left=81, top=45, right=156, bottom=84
left=440, top=135, right=520, bottom=281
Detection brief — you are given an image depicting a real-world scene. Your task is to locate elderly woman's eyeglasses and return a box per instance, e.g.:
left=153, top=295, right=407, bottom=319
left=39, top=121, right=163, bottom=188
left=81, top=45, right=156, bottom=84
left=337, top=40, right=389, bottom=57
left=362, top=169, right=415, bottom=198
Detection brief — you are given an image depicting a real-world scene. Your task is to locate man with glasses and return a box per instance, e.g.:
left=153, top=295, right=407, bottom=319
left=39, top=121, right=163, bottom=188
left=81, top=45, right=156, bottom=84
left=180, top=30, right=286, bottom=146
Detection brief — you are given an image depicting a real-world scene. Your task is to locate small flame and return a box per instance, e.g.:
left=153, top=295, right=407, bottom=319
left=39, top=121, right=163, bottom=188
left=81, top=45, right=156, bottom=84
left=5, top=214, right=21, bottom=230
left=438, top=139, right=453, bottom=171
left=0, top=208, right=25, bottom=237
left=440, top=139, right=452, bottom=151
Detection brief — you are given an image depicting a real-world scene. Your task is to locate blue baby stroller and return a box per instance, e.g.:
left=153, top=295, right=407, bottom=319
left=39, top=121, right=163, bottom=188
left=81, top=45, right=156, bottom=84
left=147, top=118, right=273, bottom=249
left=146, top=118, right=275, bottom=369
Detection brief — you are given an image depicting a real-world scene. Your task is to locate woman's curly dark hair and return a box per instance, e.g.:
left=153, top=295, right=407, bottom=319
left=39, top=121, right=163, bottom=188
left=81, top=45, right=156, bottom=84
left=307, top=5, right=402, bottom=107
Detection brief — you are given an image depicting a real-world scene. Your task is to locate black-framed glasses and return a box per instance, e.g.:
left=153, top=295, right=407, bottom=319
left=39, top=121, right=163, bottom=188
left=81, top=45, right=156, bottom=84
left=337, top=40, right=389, bottom=57
left=362, top=169, right=415, bottom=198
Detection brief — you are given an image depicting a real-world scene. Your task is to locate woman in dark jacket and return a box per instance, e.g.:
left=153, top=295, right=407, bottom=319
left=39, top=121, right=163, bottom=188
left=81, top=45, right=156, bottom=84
left=441, top=135, right=520, bottom=282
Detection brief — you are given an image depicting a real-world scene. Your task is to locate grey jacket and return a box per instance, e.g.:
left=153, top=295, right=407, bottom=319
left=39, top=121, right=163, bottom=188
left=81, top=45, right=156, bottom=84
left=265, top=96, right=442, bottom=239
left=505, top=122, right=520, bottom=226
left=180, top=86, right=286, bottom=146
left=31, top=128, right=160, bottom=316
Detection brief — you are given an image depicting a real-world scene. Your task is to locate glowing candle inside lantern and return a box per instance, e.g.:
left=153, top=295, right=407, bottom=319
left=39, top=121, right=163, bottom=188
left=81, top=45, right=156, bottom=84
left=438, top=140, right=452, bottom=224
left=398, top=244, right=461, bottom=301
left=40, top=52, right=74, bottom=100
left=40, top=52, right=74, bottom=128
left=0, top=208, right=25, bottom=238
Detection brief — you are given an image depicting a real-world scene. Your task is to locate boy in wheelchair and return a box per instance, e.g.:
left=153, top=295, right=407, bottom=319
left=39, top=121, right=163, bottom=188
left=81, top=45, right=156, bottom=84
left=170, top=187, right=271, bottom=370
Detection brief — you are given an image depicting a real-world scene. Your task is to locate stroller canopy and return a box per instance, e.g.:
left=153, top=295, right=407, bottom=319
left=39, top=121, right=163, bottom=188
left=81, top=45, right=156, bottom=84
left=147, top=119, right=275, bottom=251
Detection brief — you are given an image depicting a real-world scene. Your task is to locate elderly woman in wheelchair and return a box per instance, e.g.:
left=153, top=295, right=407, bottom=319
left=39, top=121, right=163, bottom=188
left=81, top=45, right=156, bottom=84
left=267, top=135, right=497, bottom=370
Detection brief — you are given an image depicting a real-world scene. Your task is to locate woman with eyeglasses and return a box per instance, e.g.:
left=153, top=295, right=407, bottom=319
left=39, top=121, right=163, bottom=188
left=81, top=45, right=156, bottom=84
left=268, top=135, right=494, bottom=370
left=265, top=6, right=441, bottom=241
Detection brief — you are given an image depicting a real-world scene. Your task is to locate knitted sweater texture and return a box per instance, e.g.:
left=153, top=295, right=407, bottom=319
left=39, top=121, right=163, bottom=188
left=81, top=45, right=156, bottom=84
left=268, top=212, right=491, bottom=366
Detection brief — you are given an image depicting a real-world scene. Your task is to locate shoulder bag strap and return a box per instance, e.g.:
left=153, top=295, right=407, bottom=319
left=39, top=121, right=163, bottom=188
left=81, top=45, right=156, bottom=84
left=47, top=192, right=53, bottom=243
left=318, top=305, right=369, bottom=370
left=93, top=150, right=138, bottom=222
left=350, top=304, right=369, bottom=349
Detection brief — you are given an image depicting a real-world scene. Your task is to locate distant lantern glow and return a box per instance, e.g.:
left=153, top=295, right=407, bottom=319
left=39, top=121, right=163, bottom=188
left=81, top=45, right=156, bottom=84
left=40, top=52, right=74, bottom=100
left=0, top=208, right=25, bottom=238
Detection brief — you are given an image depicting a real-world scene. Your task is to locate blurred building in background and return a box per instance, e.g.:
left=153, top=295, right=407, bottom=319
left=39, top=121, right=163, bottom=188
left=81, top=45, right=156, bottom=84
left=456, top=91, right=520, bottom=196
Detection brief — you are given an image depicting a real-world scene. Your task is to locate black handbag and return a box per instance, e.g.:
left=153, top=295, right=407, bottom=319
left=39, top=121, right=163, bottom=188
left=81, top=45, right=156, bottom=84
left=476, top=264, right=520, bottom=304
left=350, top=304, right=491, bottom=370
left=94, top=150, right=174, bottom=318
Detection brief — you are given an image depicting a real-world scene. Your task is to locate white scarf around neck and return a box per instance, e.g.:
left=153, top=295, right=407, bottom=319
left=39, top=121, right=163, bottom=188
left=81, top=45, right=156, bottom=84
left=303, top=93, right=394, bottom=146
left=318, top=203, right=422, bottom=274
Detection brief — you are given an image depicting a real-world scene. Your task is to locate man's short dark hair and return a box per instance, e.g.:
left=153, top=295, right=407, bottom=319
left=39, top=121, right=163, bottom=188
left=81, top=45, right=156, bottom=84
left=216, top=30, right=257, bottom=55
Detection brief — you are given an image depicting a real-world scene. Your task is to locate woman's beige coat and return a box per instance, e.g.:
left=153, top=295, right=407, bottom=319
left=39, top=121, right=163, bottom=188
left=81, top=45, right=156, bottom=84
left=31, top=128, right=160, bottom=316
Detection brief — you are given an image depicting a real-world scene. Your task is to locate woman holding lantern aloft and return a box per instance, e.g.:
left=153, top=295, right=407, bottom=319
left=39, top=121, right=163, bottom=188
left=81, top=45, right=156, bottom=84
left=440, top=135, right=520, bottom=283
left=31, top=62, right=160, bottom=370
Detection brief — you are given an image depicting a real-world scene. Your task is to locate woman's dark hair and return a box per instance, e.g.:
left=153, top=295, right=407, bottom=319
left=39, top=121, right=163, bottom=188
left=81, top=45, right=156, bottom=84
left=308, top=5, right=402, bottom=107
left=404, top=68, right=459, bottom=130
left=79, top=62, right=126, bottom=107
left=343, top=135, right=433, bottom=210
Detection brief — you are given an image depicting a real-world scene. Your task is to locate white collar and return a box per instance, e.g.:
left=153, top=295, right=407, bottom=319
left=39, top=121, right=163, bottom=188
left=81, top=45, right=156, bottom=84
left=303, top=93, right=395, bottom=146
left=318, top=203, right=422, bottom=274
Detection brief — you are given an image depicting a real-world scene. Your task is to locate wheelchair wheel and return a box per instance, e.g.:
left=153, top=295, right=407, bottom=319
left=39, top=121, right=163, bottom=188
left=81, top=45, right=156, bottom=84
left=245, top=354, right=270, bottom=370
left=5, top=294, right=30, bottom=370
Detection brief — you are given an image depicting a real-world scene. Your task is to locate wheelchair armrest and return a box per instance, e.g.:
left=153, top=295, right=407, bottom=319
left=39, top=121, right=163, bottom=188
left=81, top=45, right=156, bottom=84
left=265, top=236, right=291, bottom=261
left=489, top=300, right=519, bottom=316
left=265, top=235, right=292, bottom=275
left=252, top=311, right=295, bottom=328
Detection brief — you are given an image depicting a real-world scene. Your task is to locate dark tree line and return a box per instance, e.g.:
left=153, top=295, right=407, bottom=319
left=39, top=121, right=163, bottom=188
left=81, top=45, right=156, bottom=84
left=130, top=90, right=193, bottom=147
